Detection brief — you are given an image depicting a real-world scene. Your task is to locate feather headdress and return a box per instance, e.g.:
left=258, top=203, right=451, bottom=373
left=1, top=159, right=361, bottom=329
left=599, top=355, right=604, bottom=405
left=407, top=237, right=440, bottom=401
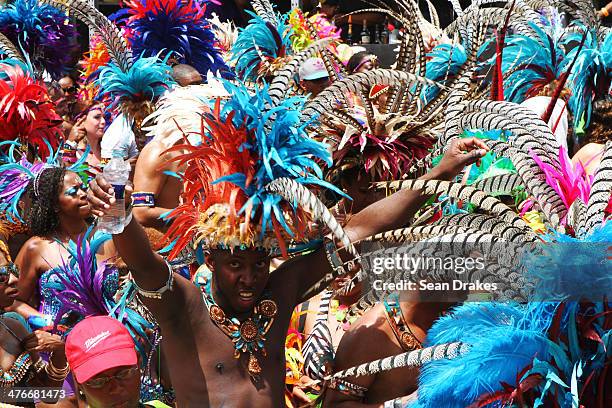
left=96, top=55, right=175, bottom=147
left=230, top=10, right=293, bottom=82
left=0, top=0, right=77, bottom=79
left=120, top=0, right=230, bottom=78
left=564, top=27, right=612, bottom=130
left=78, top=37, right=111, bottom=100
left=288, top=9, right=340, bottom=53
left=0, top=64, right=62, bottom=159
left=142, top=78, right=227, bottom=149
left=163, top=80, right=343, bottom=258
left=47, top=229, right=154, bottom=356
left=498, top=21, right=569, bottom=103
left=0, top=140, right=90, bottom=222
left=208, top=13, right=238, bottom=65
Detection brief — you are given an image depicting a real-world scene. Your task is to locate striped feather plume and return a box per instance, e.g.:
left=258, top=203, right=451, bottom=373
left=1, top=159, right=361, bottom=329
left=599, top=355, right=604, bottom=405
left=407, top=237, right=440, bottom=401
left=374, top=179, right=529, bottom=228
left=0, top=32, right=24, bottom=63
left=326, top=342, right=469, bottom=381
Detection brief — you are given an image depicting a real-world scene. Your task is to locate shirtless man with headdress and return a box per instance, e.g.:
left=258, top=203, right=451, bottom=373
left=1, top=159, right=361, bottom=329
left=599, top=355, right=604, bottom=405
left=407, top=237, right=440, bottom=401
left=88, top=77, right=488, bottom=406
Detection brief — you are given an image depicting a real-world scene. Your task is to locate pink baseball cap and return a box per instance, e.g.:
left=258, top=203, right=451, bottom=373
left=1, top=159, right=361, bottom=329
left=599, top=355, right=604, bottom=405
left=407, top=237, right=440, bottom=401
left=65, top=316, right=137, bottom=383
left=299, top=58, right=329, bottom=81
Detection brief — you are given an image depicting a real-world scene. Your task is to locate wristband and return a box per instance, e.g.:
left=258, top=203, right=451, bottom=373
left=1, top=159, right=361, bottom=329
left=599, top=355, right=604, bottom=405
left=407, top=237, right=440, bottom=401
left=132, top=192, right=156, bottom=207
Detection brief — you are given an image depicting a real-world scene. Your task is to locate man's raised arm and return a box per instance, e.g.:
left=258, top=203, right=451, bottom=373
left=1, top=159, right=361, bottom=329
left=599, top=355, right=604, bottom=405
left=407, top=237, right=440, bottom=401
left=291, top=138, right=488, bottom=301
left=87, top=174, right=190, bottom=321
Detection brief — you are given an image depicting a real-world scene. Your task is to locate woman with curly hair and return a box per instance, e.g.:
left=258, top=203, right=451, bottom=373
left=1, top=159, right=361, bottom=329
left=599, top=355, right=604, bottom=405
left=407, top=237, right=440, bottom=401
left=8, top=166, right=118, bottom=404
left=13, top=167, right=117, bottom=321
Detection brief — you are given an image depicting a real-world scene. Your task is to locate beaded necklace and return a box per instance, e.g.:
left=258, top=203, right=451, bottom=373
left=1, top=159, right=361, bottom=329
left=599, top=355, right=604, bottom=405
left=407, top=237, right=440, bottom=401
left=383, top=295, right=422, bottom=352
left=200, top=278, right=278, bottom=381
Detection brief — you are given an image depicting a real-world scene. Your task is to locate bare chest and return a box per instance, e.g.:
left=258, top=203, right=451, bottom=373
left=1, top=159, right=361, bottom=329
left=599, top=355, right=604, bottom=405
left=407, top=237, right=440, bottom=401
left=159, top=299, right=292, bottom=407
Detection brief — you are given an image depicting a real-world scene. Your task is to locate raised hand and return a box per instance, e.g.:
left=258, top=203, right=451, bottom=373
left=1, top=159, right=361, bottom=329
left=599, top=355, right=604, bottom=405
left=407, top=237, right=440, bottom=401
left=431, top=137, right=489, bottom=181
left=87, top=174, right=133, bottom=218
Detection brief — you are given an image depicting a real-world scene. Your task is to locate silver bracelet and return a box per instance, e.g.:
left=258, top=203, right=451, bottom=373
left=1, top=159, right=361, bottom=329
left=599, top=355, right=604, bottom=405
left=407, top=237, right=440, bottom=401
left=133, top=260, right=174, bottom=299
left=383, top=398, right=403, bottom=408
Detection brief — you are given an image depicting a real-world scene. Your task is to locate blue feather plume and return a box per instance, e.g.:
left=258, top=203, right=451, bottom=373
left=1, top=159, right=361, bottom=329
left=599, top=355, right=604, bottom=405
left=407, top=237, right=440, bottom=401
left=97, top=54, right=175, bottom=109
left=564, top=27, right=612, bottom=129
left=120, top=0, right=230, bottom=78
left=230, top=10, right=293, bottom=82
left=417, top=303, right=556, bottom=408
left=423, top=44, right=467, bottom=103
left=0, top=0, right=77, bottom=79
left=522, top=222, right=612, bottom=302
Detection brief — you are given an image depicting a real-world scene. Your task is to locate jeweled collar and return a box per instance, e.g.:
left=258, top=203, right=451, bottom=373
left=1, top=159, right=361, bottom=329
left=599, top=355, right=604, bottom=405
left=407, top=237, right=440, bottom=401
left=199, top=277, right=278, bottom=381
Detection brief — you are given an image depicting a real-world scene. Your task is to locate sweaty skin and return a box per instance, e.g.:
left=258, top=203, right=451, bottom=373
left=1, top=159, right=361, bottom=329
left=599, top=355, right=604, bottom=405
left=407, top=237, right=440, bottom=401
left=87, top=138, right=488, bottom=407
left=132, top=141, right=184, bottom=230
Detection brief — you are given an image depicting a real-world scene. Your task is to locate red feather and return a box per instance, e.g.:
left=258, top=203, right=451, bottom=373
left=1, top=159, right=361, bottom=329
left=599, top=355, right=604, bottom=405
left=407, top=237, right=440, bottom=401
left=162, top=99, right=256, bottom=259
left=0, top=64, right=62, bottom=158
left=491, top=1, right=515, bottom=101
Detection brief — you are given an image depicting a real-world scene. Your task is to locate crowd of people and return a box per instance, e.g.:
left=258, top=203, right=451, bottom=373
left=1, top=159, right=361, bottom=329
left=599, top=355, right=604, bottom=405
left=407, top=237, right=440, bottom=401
left=0, top=0, right=610, bottom=407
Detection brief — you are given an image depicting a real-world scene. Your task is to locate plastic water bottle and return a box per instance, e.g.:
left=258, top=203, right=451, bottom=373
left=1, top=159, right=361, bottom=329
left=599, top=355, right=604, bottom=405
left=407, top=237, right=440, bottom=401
left=98, top=150, right=131, bottom=234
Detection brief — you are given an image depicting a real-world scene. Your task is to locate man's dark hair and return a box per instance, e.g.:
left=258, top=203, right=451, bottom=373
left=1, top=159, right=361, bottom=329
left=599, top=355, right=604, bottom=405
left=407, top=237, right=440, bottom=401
left=25, top=167, right=66, bottom=237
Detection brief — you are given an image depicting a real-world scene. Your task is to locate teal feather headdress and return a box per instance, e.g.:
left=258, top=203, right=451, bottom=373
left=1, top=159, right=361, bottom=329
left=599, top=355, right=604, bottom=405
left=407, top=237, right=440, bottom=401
left=97, top=54, right=175, bottom=114
left=564, top=27, right=612, bottom=129
left=230, top=10, right=293, bottom=82
left=163, top=79, right=344, bottom=258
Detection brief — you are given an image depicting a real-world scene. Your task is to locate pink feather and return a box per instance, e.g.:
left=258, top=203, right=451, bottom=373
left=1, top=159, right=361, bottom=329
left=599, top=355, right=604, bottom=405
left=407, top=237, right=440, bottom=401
left=530, top=147, right=593, bottom=212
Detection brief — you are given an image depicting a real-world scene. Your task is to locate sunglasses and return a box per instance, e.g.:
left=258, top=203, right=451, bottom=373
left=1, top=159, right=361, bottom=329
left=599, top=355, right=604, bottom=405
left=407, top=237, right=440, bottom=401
left=61, top=85, right=78, bottom=94
left=84, top=367, right=140, bottom=389
left=64, top=184, right=89, bottom=197
left=0, top=264, right=19, bottom=284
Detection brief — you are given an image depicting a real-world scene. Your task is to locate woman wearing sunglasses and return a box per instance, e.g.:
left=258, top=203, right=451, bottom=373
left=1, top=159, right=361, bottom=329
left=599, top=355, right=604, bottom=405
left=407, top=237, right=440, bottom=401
left=66, top=316, right=170, bottom=408
left=0, top=225, right=69, bottom=404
